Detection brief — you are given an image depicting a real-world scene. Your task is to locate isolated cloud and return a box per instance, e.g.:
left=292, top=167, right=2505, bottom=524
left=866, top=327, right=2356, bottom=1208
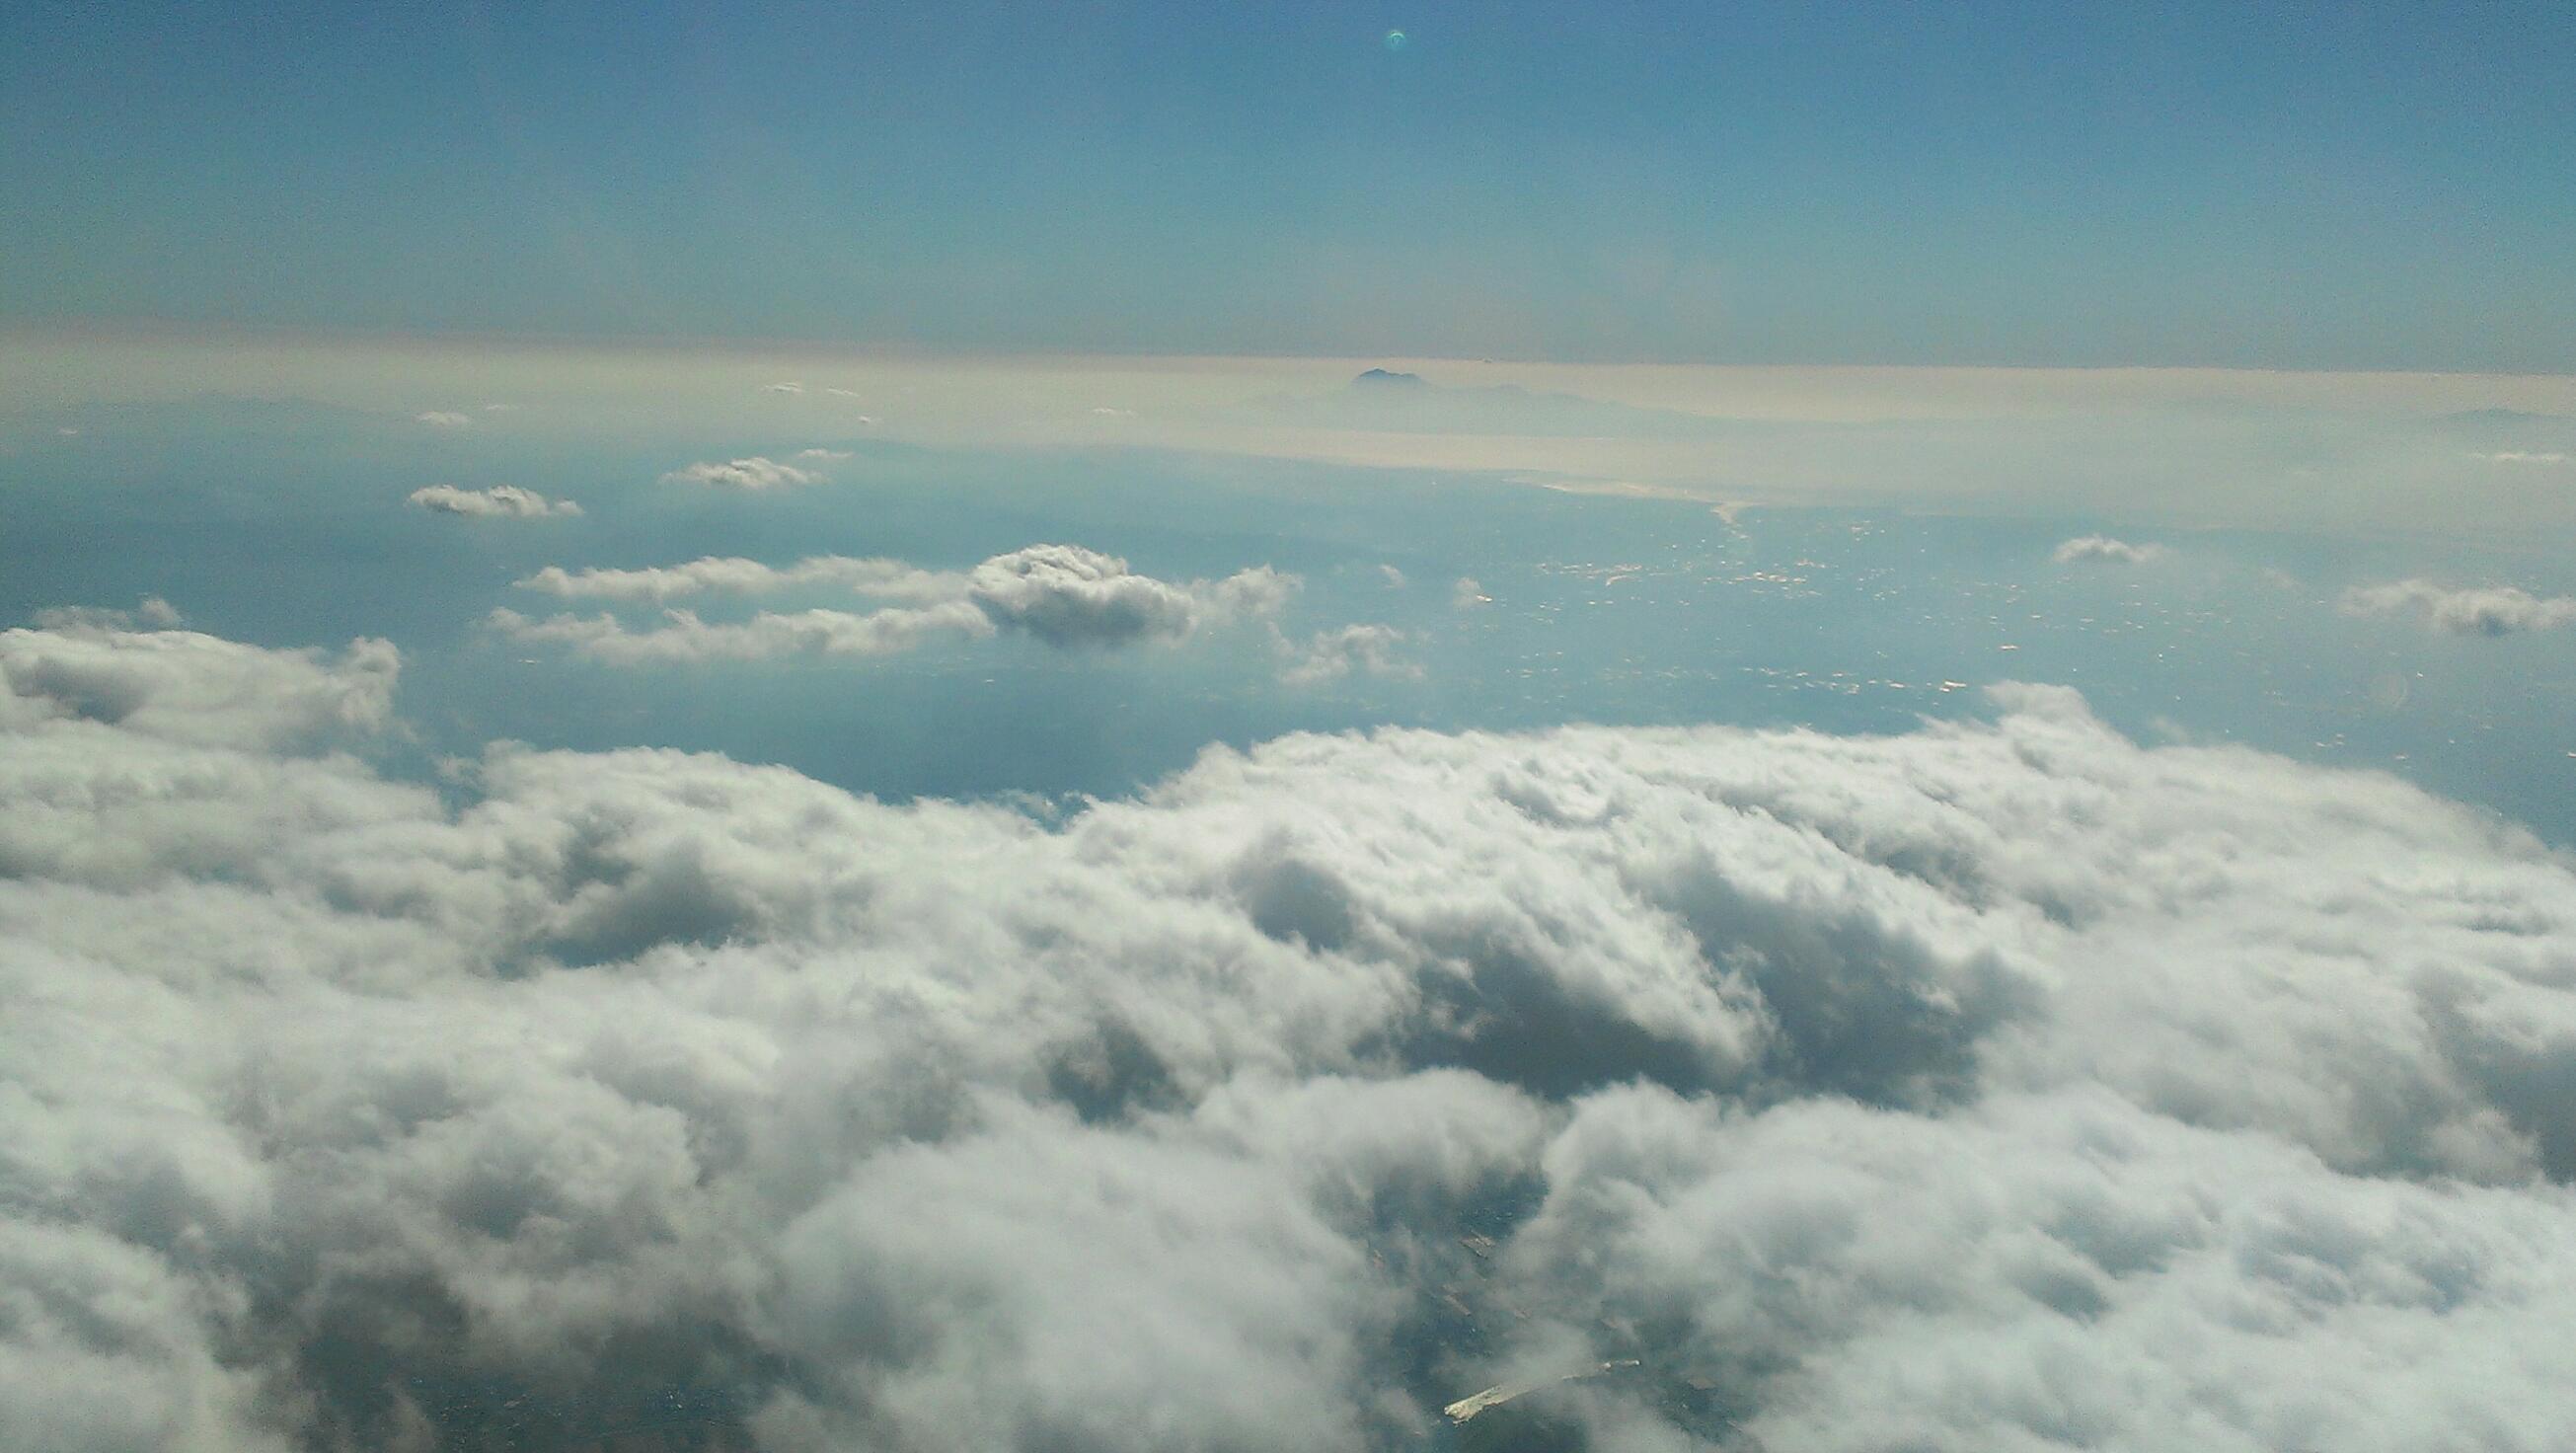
left=10, top=618, right=2576, bottom=1451
left=415, top=410, right=473, bottom=428
left=2052, top=534, right=2165, bottom=565
left=965, top=545, right=1290, bottom=649
left=2468, top=450, right=2568, bottom=464
left=965, top=544, right=1199, bottom=646
left=1453, top=575, right=1491, bottom=609
left=409, top=484, right=582, bottom=519
left=762, top=382, right=805, bottom=395
left=1278, top=624, right=1418, bottom=686
left=2340, top=578, right=2576, bottom=636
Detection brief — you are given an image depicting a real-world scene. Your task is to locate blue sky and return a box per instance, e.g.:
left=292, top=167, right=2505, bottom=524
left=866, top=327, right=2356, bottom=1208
left=8, top=0, right=2574, bottom=366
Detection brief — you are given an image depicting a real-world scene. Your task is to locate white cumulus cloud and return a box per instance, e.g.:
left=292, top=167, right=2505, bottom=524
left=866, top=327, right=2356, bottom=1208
left=965, top=545, right=1291, bottom=650
left=12, top=618, right=2576, bottom=1451
left=1, top=619, right=396, bottom=753
left=966, top=544, right=1201, bottom=646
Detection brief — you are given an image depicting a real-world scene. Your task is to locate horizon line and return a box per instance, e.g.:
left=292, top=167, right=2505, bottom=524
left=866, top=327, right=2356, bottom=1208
left=9, top=317, right=2575, bottom=384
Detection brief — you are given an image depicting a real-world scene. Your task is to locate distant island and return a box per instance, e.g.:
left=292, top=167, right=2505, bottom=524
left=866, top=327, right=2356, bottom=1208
left=1351, top=367, right=1429, bottom=388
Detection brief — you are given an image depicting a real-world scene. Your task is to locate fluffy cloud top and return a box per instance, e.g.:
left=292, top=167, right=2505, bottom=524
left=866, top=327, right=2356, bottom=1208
left=11, top=618, right=2576, bottom=1451
left=408, top=484, right=582, bottom=518
left=2052, top=534, right=2165, bottom=565
left=0, top=619, right=396, bottom=751
left=965, top=543, right=1204, bottom=647
left=2341, top=578, right=2576, bottom=636
left=963, top=545, right=1296, bottom=649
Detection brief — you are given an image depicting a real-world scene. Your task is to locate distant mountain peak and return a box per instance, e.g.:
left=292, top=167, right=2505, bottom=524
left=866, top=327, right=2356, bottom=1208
left=1352, top=367, right=1429, bottom=387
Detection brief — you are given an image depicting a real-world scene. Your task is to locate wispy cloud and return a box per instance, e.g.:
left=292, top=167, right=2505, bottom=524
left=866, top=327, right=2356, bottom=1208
left=488, top=601, right=996, bottom=663
left=2051, top=534, right=2165, bottom=565
left=2467, top=450, right=2568, bottom=464
left=1277, top=624, right=1418, bottom=686
left=498, top=544, right=1299, bottom=662
left=30, top=596, right=183, bottom=632
left=515, top=556, right=959, bottom=603
left=414, top=410, right=473, bottom=428
left=408, top=484, right=581, bottom=518
left=659, top=454, right=836, bottom=490
left=2339, top=578, right=2576, bottom=636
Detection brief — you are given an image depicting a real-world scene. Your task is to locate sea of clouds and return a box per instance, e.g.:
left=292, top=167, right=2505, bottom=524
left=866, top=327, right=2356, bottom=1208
left=6, top=613, right=2576, bottom=1452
